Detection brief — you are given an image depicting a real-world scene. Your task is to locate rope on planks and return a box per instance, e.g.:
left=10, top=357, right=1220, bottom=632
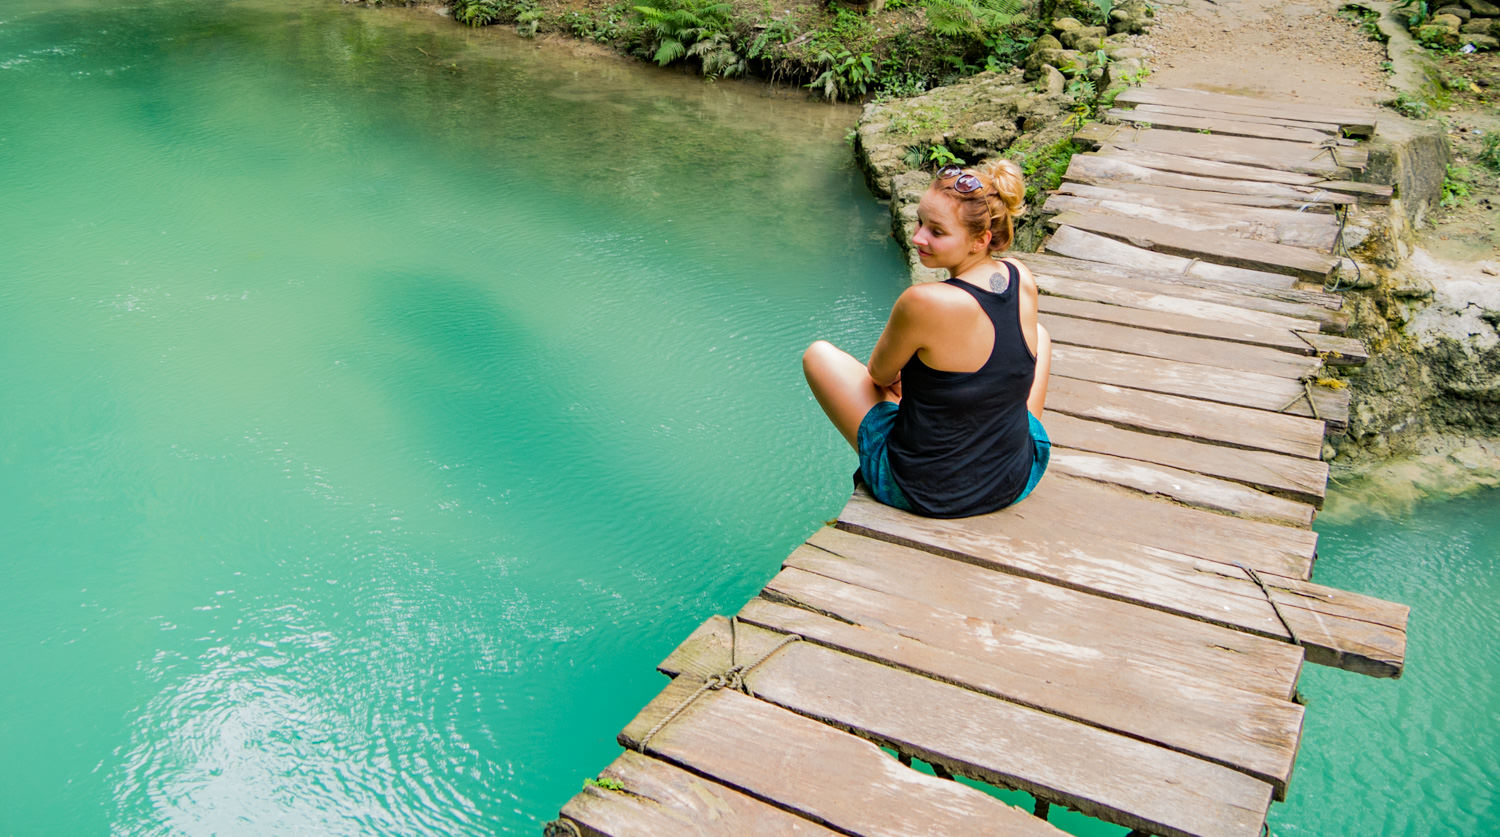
left=1234, top=562, right=1301, bottom=649
left=636, top=617, right=802, bottom=751
left=1278, top=374, right=1324, bottom=422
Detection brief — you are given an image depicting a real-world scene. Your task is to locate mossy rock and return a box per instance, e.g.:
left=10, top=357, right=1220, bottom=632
left=1415, top=22, right=1461, bottom=46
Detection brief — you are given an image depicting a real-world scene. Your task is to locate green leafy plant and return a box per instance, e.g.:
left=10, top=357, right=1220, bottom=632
left=1479, top=133, right=1500, bottom=172
left=1388, top=92, right=1431, bottom=119
left=902, top=143, right=966, bottom=169
left=451, top=0, right=503, bottom=27
left=1008, top=136, right=1081, bottom=203
left=1440, top=164, right=1471, bottom=207
left=1392, top=0, right=1429, bottom=27
left=633, top=0, right=736, bottom=71
left=583, top=776, right=626, bottom=791
left=1089, top=0, right=1115, bottom=26
left=808, top=49, right=877, bottom=101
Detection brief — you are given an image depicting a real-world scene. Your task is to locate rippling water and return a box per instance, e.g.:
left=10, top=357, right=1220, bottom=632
left=1, top=1, right=1495, bottom=835
left=0, top=2, right=902, bottom=833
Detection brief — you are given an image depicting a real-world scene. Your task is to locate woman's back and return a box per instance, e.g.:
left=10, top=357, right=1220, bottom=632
left=887, top=263, right=1037, bottom=517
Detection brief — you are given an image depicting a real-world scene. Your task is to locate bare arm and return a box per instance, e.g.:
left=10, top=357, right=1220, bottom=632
left=867, top=286, right=936, bottom=387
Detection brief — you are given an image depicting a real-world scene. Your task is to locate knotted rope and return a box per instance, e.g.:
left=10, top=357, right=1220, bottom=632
left=1234, top=562, right=1301, bottom=649
left=637, top=617, right=801, bottom=751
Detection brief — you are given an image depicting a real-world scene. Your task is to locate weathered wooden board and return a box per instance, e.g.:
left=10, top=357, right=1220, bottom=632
left=1076, top=123, right=1363, bottom=176
left=1043, top=193, right=1339, bottom=251
left=1046, top=180, right=1343, bottom=243
left=1110, top=103, right=1345, bottom=137
left=1049, top=448, right=1316, bottom=526
left=1296, top=331, right=1370, bottom=366
left=1048, top=344, right=1349, bottom=428
left=555, top=751, right=842, bottom=837
left=1060, top=177, right=1342, bottom=213
left=838, top=491, right=1408, bottom=677
left=1044, top=411, right=1328, bottom=505
left=1092, top=147, right=1327, bottom=185
left=1107, top=107, right=1333, bottom=144
left=1012, top=472, right=1318, bottom=579
left=786, top=528, right=1307, bottom=695
left=1112, top=87, right=1378, bottom=137
left=1309, top=178, right=1393, bottom=204
left=1044, top=193, right=1338, bottom=252
left=1049, top=210, right=1341, bottom=281
left=1041, top=295, right=1316, bottom=354
left=1046, top=375, right=1327, bottom=460
left=732, top=598, right=1305, bottom=798
left=617, top=677, right=1063, bottom=836
left=1024, top=248, right=1346, bottom=319
left=1064, top=153, right=1355, bottom=209
left=1041, top=311, right=1322, bottom=379
left=654, top=621, right=1276, bottom=837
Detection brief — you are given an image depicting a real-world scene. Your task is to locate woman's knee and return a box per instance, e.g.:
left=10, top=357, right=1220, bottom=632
left=803, top=340, right=848, bottom=380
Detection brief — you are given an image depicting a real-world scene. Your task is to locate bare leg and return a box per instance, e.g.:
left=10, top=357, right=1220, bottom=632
left=1027, top=324, right=1052, bottom=418
left=803, top=340, right=893, bottom=450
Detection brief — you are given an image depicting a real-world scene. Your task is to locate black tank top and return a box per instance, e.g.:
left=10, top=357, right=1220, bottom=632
left=886, top=260, right=1037, bottom=518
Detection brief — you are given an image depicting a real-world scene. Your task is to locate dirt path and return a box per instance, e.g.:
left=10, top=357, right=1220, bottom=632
left=1140, top=0, right=1390, bottom=107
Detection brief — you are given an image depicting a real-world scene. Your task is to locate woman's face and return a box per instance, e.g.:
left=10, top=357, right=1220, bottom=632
left=911, top=189, right=980, bottom=270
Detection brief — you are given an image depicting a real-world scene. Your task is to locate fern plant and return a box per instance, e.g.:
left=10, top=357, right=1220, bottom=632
left=451, top=0, right=503, bottom=27
left=922, top=0, right=1026, bottom=39
left=634, top=0, right=737, bottom=70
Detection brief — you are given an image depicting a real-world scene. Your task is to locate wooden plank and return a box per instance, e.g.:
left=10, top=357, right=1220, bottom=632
left=1013, top=472, right=1318, bottom=579
left=1107, top=107, right=1334, bottom=144
left=1046, top=181, right=1342, bottom=248
left=1044, top=193, right=1338, bottom=252
left=837, top=490, right=1408, bottom=677
left=1042, top=295, right=1316, bottom=354
left=1064, top=153, right=1355, bottom=208
left=1049, top=210, right=1341, bottom=281
left=1042, top=309, right=1322, bottom=377
left=734, top=597, right=1305, bottom=799
left=1049, top=344, right=1349, bottom=428
left=784, top=528, right=1306, bottom=697
left=1060, top=177, right=1342, bottom=212
left=556, top=751, right=842, bottom=836
left=1113, top=87, right=1377, bottom=136
left=1044, top=225, right=1297, bottom=294
left=1092, top=147, right=1326, bottom=185
left=1023, top=248, right=1346, bottom=317
left=1045, top=411, right=1328, bottom=505
left=656, top=620, right=1276, bottom=837
left=1042, top=193, right=1339, bottom=251
left=617, top=676, right=1063, bottom=836
left=1049, top=448, right=1316, bottom=526
left=1111, top=103, right=1345, bottom=137
left=1046, top=375, right=1327, bottom=460
left=1309, top=179, right=1393, bottom=204
left=1075, top=123, right=1366, bottom=176
left=1296, top=331, right=1369, bottom=366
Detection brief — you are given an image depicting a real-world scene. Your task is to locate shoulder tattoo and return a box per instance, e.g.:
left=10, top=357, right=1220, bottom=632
left=989, top=270, right=1010, bottom=294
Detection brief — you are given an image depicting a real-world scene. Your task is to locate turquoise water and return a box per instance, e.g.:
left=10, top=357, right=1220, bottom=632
left=0, top=1, right=1495, bottom=834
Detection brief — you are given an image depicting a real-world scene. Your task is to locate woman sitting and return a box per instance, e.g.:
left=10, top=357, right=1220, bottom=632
left=803, top=160, right=1052, bottom=518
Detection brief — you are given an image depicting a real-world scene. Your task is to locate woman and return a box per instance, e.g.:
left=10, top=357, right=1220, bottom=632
left=803, top=160, right=1052, bottom=518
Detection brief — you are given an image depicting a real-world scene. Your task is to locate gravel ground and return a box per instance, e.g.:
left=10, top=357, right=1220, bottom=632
left=1140, top=0, right=1391, bottom=107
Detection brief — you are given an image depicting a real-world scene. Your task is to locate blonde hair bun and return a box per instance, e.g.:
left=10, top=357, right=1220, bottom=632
left=974, top=158, right=1026, bottom=253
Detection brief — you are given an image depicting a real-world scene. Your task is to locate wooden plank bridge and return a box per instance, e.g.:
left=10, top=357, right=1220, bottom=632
left=547, top=88, right=1409, bottom=837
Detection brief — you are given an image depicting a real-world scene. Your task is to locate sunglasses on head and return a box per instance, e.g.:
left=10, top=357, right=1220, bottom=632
left=938, top=165, right=983, bottom=194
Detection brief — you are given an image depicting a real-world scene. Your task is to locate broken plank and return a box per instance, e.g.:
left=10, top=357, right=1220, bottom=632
left=1014, top=472, right=1318, bottom=579
left=556, top=751, right=842, bottom=837
left=1065, top=153, right=1354, bottom=209
left=1049, top=448, right=1316, bottom=526
left=1059, top=177, right=1341, bottom=212
left=1091, top=147, right=1326, bottom=185
left=1023, top=248, right=1345, bottom=316
left=655, top=620, right=1276, bottom=837
left=1049, top=209, right=1341, bottom=281
left=1112, top=88, right=1378, bottom=137
left=1075, top=123, right=1363, bottom=176
left=1049, top=343, right=1349, bottom=428
left=1044, top=411, right=1328, bottom=505
left=1296, top=331, right=1369, bottom=366
left=837, top=490, right=1408, bottom=677
left=1106, top=107, right=1334, bottom=144
left=1308, top=179, right=1393, bottom=204
left=618, top=677, right=1062, bottom=836
left=1046, top=375, right=1327, bottom=460
left=732, top=596, right=1305, bottom=799
left=1042, top=193, right=1339, bottom=251
left=1041, top=312, right=1323, bottom=379
left=1041, top=294, right=1317, bottom=354
left=1110, top=103, right=1345, bottom=137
